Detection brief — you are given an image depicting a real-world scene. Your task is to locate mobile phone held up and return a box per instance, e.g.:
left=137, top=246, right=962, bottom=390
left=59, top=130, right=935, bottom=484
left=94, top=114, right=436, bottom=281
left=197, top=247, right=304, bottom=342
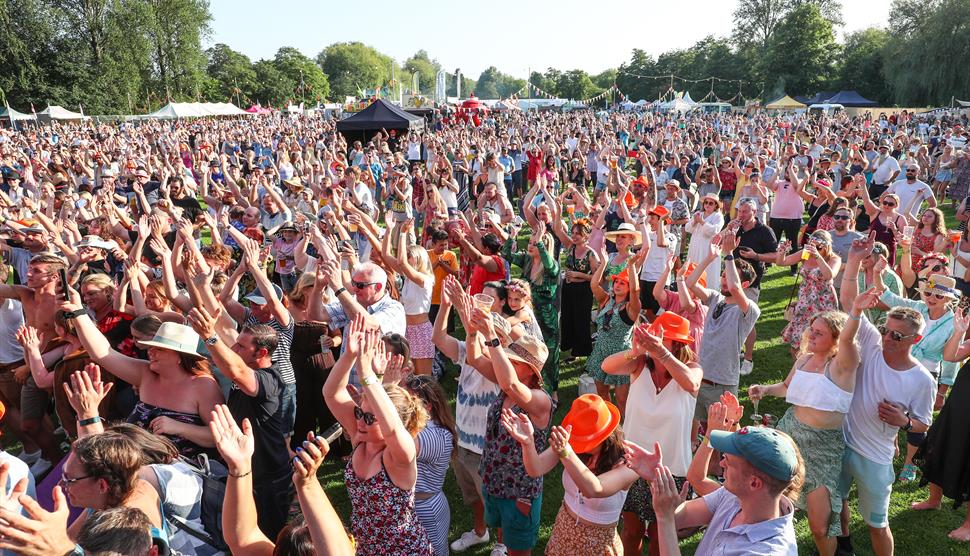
left=58, top=268, right=69, bottom=301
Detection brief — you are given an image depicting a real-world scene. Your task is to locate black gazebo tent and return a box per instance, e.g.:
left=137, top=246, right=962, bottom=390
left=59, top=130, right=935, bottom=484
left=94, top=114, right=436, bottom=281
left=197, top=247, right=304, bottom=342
left=336, top=99, right=425, bottom=143
left=823, top=91, right=878, bottom=107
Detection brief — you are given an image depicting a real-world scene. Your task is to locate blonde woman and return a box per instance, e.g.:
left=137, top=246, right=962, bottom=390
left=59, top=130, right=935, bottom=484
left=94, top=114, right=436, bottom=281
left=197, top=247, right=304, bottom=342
left=323, top=315, right=432, bottom=555
left=382, top=219, right=435, bottom=375
left=775, top=230, right=842, bottom=356
left=749, top=308, right=862, bottom=556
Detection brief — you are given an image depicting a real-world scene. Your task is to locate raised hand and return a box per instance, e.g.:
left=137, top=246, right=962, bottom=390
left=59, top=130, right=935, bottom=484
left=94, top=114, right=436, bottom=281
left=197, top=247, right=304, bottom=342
left=649, top=465, right=690, bottom=518
left=852, top=285, right=885, bottom=313
left=719, top=390, right=743, bottom=424
left=15, top=326, right=40, bottom=353
left=0, top=487, right=74, bottom=556
left=187, top=305, right=219, bottom=340
left=623, top=440, right=664, bottom=482
left=63, top=364, right=113, bottom=419
left=953, top=308, right=970, bottom=334
left=209, top=404, right=254, bottom=476
left=292, top=431, right=329, bottom=487
left=549, top=425, right=572, bottom=454
left=500, top=408, right=535, bottom=445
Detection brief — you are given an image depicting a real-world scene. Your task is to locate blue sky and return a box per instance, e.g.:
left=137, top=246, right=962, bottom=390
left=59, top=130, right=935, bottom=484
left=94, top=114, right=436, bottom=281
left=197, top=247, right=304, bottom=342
left=208, top=0, right=892, bottom=79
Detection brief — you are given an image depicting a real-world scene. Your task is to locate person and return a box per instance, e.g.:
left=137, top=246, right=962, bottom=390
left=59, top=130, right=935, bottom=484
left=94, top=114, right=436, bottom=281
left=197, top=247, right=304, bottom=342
left=503, top=394, right=631, bottom=555
left=837, top=235, right=936, bottom=556
left=775, top=230, right=842, bottom=356
left=465, top=302, right=553, bottom=556
left=827, top=206, right=865, bottom=284
left=748, top=308, right=862, bottom=555
left=208, top=404, right=355, bottom=556
left=626, top=425, right=805, bottom=556
left=857, top=186, right=907, bottom=267
left=323, top=315, right=432, bottom=556
left=586, top=252, right=642, bottom=415
left=732, top=199, right=778, bottom=374
left=903, top=207, right=947, bottom=274
left=76, top=507, right=159, bottom=556
left=874, top=272, right=958, bottom=483
left=685, top=195, right=724, bottom=287
left=686, top=231, right=760, bottom=430
left=887, top=163, right=936, bottom=220
left=381, top=220, right=435, bottom=375
left=766, top=162, right=807, bottom=262
left=405, top=374, right=456, bottom=556
left=502, top=221, right=561, bottom=394
left=552, top=216, right=598, bottom=358
left=185, top=306, right=291, bottom=540
left=600, top=312, right=702, bottom=556
left=869, top=141, right=901, bottom=199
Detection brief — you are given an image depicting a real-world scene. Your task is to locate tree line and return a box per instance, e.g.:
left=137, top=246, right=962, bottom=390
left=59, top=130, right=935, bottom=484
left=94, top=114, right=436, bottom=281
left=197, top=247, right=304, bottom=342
left=0, top=0, right=966, bottom=114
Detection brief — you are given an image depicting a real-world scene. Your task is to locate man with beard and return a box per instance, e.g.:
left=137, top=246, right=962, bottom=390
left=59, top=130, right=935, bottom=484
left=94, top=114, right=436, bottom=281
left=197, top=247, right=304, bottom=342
left=829, top=206, right=865, bottom=284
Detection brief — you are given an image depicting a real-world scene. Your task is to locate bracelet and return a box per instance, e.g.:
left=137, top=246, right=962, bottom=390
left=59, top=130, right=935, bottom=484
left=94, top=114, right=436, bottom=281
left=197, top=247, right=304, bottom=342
left=624, top=349, right=641, bottom=361
left=78, top=416, right=101, bottom=426
left=659, top=350, right=674, bottom=361
left=557, top=446, right=571, bottom=459
left=361, top=374, right=379, bottom=387
left=228, top=469, right=252, bottom=478
left=848, top=313, right=861, bottom=321
left=63, top=308, right=87, bottom=320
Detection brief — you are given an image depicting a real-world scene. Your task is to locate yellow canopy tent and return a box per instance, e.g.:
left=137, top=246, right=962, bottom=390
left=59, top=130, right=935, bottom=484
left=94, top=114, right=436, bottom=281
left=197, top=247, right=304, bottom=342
left=765, top=95, right=807, bottom=110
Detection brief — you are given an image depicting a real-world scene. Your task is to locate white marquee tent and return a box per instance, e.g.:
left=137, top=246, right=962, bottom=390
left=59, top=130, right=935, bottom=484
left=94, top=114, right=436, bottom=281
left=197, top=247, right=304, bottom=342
left=143, top=102, right=249, bottom=119
left=37, top=105, right=88, bottom=122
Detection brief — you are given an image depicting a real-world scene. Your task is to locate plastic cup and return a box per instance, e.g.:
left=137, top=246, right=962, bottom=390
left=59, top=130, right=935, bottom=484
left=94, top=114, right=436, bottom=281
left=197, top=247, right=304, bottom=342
left=950, top=230, right=962, bottom=243
left=903, top=225, right=915, bottom=240
left=473, top=293, right=494, bottom=312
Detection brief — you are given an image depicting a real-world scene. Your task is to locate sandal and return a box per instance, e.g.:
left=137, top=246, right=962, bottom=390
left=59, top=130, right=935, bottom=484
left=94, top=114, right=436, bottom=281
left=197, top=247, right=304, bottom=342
left=898, top=463, right=918, bottom=483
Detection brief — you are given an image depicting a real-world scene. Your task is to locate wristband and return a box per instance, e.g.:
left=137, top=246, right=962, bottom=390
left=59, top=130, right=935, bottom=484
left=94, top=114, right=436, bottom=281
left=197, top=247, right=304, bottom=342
left=334, top=287, right=347, bottom=297
left=228, top=469, right=252, bottom=478
left=361, top=374, right=379, bottom=387
left=78, top=416, right=101, bottom=426
left=557, top=446, right=571, bottom=459
left=848, top=313, right=861, bottom=321
left=63, top=308, right=87, bottom=320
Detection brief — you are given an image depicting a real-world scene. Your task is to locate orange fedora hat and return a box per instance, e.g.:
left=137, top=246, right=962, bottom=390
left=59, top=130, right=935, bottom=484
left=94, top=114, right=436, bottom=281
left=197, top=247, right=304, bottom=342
left=647, top=311, right=694, bottom=344
left=560, top=394, right=621, bottom=454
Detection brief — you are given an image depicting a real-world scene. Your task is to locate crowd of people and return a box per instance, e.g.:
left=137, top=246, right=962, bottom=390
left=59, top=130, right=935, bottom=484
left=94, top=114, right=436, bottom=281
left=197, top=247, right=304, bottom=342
left=0, top=104, right=966, bottom=555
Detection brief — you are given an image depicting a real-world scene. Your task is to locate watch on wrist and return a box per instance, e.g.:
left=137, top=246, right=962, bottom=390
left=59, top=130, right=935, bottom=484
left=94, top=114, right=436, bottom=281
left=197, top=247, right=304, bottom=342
left=485, top=337, right=500, bottom=348
left=902, top=416, right=913, bottom=432
left=334, top=287, right=347, bottom=297
left=724, top=254, right=735, bottom=261
left=205, top=336, right=218, bottom=346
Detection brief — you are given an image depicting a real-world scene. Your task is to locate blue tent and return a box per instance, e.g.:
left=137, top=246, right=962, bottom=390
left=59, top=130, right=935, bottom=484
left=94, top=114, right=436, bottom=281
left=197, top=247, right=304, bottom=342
left=823, top=91, right=878, bottom=107
left=803, top=92, right=836, bottom=105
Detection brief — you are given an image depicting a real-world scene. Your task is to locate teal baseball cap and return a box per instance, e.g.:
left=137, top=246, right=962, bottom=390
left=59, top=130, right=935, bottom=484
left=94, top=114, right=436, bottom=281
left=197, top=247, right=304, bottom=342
left=709, top=426, right=798, bottom=482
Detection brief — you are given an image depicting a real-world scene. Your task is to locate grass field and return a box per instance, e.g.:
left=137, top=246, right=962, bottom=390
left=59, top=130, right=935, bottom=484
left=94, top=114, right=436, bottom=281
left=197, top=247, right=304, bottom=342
left=317, top=261, right=970, bottom=556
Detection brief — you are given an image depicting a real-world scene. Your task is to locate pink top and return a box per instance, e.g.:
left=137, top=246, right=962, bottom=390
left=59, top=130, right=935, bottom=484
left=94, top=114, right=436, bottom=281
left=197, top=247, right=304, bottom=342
left=770, top=180, right=804, bottom=219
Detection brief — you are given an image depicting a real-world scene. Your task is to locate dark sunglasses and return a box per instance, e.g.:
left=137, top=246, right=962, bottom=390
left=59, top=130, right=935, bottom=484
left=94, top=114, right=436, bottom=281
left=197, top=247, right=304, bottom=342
left=833, top=214, right=851, bottom=220
left=354, top=406, right=376, bottom=425
left=703, top=201, right=718, bottom=206
left=876, top=324, right=917, bottom=342
left=351, top=280, right=379, bottom=290
left=881, top=201, right=896, bottom=207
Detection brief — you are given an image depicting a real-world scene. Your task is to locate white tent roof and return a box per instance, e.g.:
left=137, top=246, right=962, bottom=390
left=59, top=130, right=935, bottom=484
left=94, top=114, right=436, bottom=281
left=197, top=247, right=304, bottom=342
left=37, top=105, right=88, bottom=120
left=144, top=102, right=248, bottom=119
left=682, top=91, right=697, bottom=105
left=657, top=97, right=694, bottom=113
left=0, top=107, right=33, bottom=121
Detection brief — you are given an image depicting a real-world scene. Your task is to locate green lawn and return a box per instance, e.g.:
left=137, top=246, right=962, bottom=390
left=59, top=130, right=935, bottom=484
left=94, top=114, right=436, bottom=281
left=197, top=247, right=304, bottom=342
left=317, top=261, right=970, bottom=555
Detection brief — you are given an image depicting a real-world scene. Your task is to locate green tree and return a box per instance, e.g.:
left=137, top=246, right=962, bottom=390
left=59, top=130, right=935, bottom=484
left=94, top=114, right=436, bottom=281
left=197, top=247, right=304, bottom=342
left=445, top=69, right=475, bottom=97
left=252, top=59, right=290, bottom=106
left=762, top=3, right=837, bottom=95
left=733, top=0, right=843, bottom=49
left=554, top=70, right=601, bottom=100
left=317, top=42, right=394, bottom=99
left=206, top=44, right=256, bottom=104
left=403, top=50, right=440, bottom=94
left=592, top=69, right=617, bottom=89
left=141, top=0, right=212, bottom=100
left=838, top=27, right=890, bottom=104
left=274, top=47, right=328, bottom=102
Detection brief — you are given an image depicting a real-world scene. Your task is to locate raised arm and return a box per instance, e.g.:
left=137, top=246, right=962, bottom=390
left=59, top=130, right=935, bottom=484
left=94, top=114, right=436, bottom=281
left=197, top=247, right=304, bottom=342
left=501, top=410, right=559, bottom=478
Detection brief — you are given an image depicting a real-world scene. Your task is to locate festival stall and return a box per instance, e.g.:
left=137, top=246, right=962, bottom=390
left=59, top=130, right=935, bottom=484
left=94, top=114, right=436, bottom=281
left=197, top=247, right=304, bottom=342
left=143, top=102, right=249, bottom=119
left=36, top=105, right=89, bottom=123
left=764, top=95, right=807, bottom=111
left=336, top=98, right=424, bottom=143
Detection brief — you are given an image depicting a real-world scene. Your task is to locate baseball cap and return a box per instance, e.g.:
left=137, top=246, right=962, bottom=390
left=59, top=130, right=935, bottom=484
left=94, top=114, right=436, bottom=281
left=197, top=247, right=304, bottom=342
left=708, top=426, right=798, bottom=482
left=244, top=284, right=284, bottom=306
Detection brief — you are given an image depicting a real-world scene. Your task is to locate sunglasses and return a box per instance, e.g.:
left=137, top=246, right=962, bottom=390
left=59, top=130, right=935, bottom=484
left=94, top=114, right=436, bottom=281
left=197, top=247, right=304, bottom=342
left=351, top=280, right=379, bottom=290
left=833, top=214, right=851, bottom=220
left=876, top=324, right=917, bottom=342
left=881, top=201, right=896, bottom=207
left=922, top=291, right=949, bottom=300
left=354, top=406, right=376, bottom=425
left=60, top=473, right=93, bottom=487
left=703, top=201, right=718, bottom=206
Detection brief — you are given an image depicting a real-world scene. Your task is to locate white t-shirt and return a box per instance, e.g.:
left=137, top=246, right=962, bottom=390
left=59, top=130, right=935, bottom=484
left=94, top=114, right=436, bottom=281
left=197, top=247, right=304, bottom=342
left=0, top=299, right=24, bottom=365
left=639, top=229, right=677, bottom=282
left=871, top=156, right=901, bottom=185
left=407, top=140, right=422, bottom=161
left=453, top=341, right=500, bottom=454
left=887, top=179, right=932, bottom=218
left=843, top=316, right=935, bottom=465
left=437, top=180, right=458, bottom=210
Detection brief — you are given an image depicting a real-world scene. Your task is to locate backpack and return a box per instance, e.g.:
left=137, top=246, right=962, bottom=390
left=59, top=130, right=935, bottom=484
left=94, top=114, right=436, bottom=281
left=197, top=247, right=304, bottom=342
left=170, top=454, right=230, bottom=552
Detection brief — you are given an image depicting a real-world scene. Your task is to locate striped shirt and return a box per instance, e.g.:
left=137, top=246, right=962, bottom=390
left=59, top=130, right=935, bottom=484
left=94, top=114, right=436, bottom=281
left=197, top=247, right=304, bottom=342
left=244, top=310, right=295, bottom=385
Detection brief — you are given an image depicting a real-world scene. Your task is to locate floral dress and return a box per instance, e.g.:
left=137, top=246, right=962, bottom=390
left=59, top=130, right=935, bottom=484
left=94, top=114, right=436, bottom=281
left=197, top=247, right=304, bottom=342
left=345, top=455, right=432, bottom=555
left=910, top=231, right=940, bottom=274
left=586, top=299, right=636, bottom=386
left=780, top=266, right=838, bottom=348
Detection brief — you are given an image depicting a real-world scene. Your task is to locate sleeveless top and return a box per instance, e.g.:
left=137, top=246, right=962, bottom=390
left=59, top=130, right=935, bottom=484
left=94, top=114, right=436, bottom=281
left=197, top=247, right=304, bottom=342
left=127, top=401, right=213, bottom=460
left=624, top=361, right=696, bottom=477
left=400, top=275, right=433, bottom=315
left=785, top=365, right=853, bottom=414
left=561, top=468, right=628, bottom=525
left=344, top=453, right=432, bottom=555
left=565, top=245, right=593, bottom=274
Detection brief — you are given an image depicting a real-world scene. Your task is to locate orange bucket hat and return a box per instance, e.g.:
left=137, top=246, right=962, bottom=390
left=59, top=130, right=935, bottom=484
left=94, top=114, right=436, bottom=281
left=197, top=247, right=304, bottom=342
left=647, top=311, right=694, bottom=344
left=560, top=394, right=621, bottom=454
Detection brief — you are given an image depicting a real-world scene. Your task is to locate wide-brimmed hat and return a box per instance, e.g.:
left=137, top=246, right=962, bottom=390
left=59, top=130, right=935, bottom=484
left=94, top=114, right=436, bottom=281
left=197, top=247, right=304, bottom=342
left=283, top=177, right=303, bottom=189
left=648, top=311, right=694, bottom=344
left=76, top=235, right=115, bottom=250
left=918, top=274, right=961, bottom=300
left=137, top=322, right=203, bottom=358
left=604, top=223, right=642, bottom=245
left=504, top=334, right=548, bottom=382
left=560, top=394, right=621, bottom=454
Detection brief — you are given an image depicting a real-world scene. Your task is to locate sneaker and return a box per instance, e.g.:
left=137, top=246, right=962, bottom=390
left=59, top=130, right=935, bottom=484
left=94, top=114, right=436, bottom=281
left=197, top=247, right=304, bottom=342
left=450, top=530, right=489, bottom=552
left=740, top=359, right=754, bottom=376
left=29, top=458, right=52, bottom=477
left=489, top=543, right=508, bottom=556
left=16, top=449, right=40, bottom=465
left=898, top=463, right=918, bottom=483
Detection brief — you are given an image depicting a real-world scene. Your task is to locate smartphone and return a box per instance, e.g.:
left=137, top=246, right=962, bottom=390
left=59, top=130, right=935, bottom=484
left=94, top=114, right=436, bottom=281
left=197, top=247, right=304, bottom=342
left=320, top=423, right=343, bottom=445
left=58, top=268, right=69, bottom=300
